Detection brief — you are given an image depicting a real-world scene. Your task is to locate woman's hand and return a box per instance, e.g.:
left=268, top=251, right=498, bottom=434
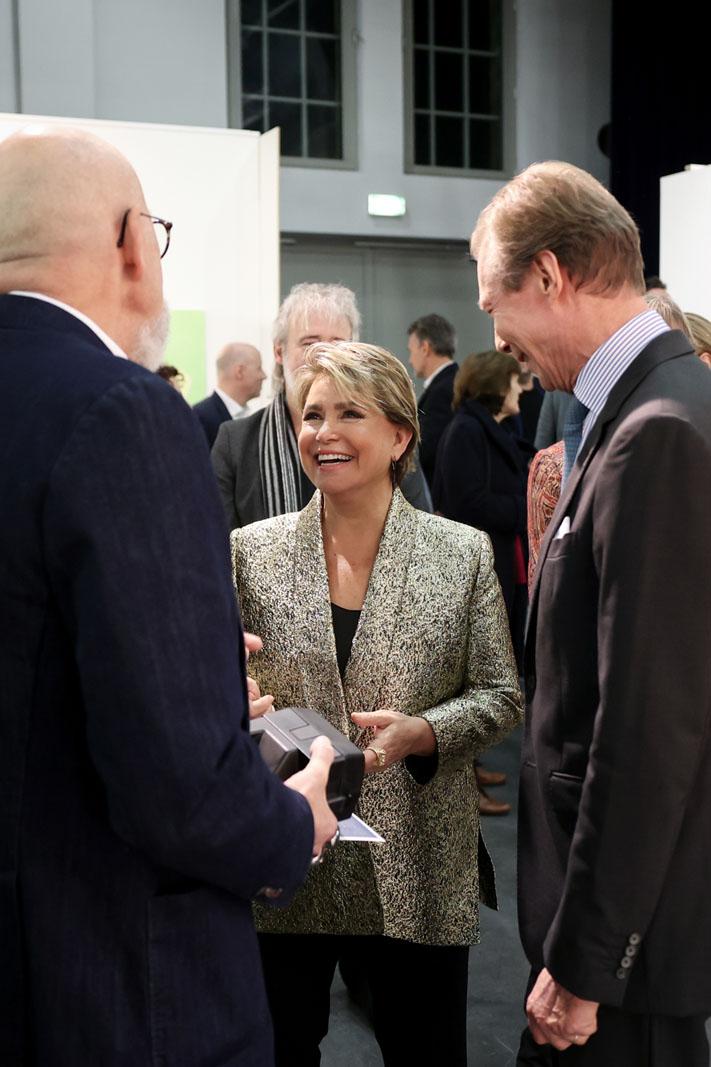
left=351, top=709, right=436, bottom=773
left=247, top=675, right=274, bottom=719
left=243, top=631, right=274, bottom=718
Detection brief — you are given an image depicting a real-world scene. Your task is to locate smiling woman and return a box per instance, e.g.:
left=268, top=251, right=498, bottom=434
left=230, top=340, right=522, bottom=1066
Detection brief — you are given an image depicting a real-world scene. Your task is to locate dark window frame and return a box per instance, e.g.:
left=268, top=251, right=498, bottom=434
left=227, top=0, right=358, bottom=170
left=403, top=0, right=516, bottom=179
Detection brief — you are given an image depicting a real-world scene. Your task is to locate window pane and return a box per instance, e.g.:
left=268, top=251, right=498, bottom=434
left=469, top=55, right=499, bottom=114
left=241, top=0, right=263, bottom=27
left=305, top=0, right=337, bottom=34
left=269, top=100, right=303, bottom=155
left=414, top=48, right=430, bottom=110
left=241, top=30, right=264, bottom=94
left=268, top=32, right=302, bottom=97
left=434, top=0, right=462, bottom=47
left=469, top=0, right=499, bottom=50
left=469, top=118, right=501, bottom=169
left=307, top=104, right=341, bottom=157
left=414, top=112, right=431, bottom=165
left=242, top=96, right=265, bottom=131
left=434, top=51, right=463, bottom=112
left=268, top=0, right=299, bottom=29
left=435, top=115, right=464, bottom=167
left=413, top=0, right=430, bottom=45
left=306, top=36, right=338, bottom=101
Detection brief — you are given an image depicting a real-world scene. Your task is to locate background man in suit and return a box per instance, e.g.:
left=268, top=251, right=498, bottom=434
left=407, top=312, right=458, bottom=486
left=0, top=125, right=336, bottom=1066
left=212, top=282, right=432, bottom=529
left=472, top=161, right=711, bottom=1065
left=193, top=341, right=266, bottom=448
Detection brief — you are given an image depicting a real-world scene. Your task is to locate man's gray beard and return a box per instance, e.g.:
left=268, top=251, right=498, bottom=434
left=132, top=303, right=170, bottom=371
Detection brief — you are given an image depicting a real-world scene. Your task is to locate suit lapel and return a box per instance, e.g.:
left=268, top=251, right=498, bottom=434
left=527, top=329, right=694, bottom=640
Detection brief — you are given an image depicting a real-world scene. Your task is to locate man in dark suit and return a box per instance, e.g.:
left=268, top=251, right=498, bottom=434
left=211, top=283, right=432, bottom=529
left=473, top=161, right=711, bottom=1064
left=0, top=125, right=337, bottom=1066
left=193, top=341, right=266, bottom=448
left=407, top=312, right=458, bottom=487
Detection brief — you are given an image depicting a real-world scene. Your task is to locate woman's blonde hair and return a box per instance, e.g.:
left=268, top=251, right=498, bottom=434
left=295, top=341, right=420, bottom=486
left=685, top=312, right=711, bottom=358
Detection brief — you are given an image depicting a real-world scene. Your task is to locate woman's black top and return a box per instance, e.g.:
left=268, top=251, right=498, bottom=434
left=330, top=603, right=361, bottom=679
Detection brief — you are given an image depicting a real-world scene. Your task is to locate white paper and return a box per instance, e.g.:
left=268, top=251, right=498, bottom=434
left=338, top=814, right=384, bottom=843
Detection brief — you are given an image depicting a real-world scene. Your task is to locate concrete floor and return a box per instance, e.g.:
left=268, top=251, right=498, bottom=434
left=321, top=727, right=529, bottom=1066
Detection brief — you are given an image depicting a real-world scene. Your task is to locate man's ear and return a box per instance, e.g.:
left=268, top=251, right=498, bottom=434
left=273, top=341, right=284, bottom=366
left=532, top=250, right=564, bottom=298
left=117, top=208, right=147, bottom=281
left=700, top=352, right=711, bottom=369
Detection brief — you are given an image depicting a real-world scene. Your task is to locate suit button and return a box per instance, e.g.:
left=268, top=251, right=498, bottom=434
left=625, top=945, right=637, bottom=957
left=629, top=932, right=641, bottom=945
left=616, top=968, right=626, bottom=979
left=620, top=956, right=632, bottom=969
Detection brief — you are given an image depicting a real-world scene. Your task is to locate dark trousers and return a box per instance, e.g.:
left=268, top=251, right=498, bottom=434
left=259, top=932, right=470, bottom=1066
left=517, top=971, right=709, bottom=1067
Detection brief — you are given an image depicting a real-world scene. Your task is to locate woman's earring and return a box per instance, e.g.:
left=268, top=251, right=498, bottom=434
left=390, top=458, right=397, bottom=485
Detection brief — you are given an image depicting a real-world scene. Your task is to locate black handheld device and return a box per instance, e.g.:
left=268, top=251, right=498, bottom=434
left=250, top=707, right=365, bottom=821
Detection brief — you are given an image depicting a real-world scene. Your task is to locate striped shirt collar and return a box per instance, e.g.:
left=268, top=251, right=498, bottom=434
left=574, top=309, right=669, bottom=443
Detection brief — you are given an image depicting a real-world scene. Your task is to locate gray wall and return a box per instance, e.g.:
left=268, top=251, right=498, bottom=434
left=1, top=0, right=611, bottom=241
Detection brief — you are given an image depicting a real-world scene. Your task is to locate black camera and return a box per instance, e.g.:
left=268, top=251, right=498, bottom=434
left=250, top=707, right=364, bottom=821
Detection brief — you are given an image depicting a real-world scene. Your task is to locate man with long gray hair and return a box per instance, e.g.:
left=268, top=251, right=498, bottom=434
left=212, top=282, right=431, bottom=528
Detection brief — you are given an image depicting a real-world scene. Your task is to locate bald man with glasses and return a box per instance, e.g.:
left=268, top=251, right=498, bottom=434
left=0, top=125, right=336, bottom=1067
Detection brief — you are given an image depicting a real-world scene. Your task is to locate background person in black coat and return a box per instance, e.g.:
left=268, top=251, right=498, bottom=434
left=433, top=350, right=528, bottom=666
left=407, top=312, right=458, bottom=487
left=193, top=341, right=266, bottom=448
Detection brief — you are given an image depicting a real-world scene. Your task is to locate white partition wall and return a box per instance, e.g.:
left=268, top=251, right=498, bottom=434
left=660, top=166, right=711, bottom=320
left=0, top=112, right=280, bottom=403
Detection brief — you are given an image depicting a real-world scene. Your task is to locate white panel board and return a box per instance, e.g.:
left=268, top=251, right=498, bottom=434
left=660, top=167, right=711, bottom=320
left=0, top=112, right=279, bottom=399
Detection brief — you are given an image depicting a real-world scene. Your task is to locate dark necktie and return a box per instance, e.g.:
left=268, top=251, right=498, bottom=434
left=562, top=396, right=589, bottom=485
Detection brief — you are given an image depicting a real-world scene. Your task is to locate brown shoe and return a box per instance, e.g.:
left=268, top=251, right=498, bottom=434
left=475, top=765, right=507, bottom=788
left=478, top=788, right=511, bottom=816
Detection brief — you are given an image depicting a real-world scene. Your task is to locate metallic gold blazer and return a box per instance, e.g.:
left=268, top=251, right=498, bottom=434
left=231, top=489, right=522, bottom=946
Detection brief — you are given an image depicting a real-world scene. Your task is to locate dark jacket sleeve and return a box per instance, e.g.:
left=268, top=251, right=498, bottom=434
left=434, top=417, right=525, bottom=534
left=400, top=452, right=433, bottom=513
left=419, top=382, right=454, bottom=485
left=44, top=374, right=313, bottom=903
left=211, top=420, right=240, bottom=530
left=543, top=412, right=711, bottom=1005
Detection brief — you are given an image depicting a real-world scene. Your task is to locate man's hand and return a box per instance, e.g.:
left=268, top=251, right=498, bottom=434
left=284, top=736, right=338, bottom=859
left=526, top=968, right=599, bottom=1051
left=351, top=708, right=436, bottom=773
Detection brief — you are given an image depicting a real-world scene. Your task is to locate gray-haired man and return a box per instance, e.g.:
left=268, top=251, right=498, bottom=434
left=212, top=282, right=431, bottom=529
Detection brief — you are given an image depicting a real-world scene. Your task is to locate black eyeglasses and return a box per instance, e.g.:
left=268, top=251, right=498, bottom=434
left=117, top=209, right=173, bottom=259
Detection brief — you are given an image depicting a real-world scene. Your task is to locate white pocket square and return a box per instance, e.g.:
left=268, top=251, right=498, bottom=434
left=554, top=516, right=571, bottom=539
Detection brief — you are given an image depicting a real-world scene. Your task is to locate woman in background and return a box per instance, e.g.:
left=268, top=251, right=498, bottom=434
left=232, top=342, right=521, bottom=1066
left=433, top=350, right=529, bottom=670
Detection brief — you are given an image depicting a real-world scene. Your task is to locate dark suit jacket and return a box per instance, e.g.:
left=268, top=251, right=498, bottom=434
left=520, top=329, right=711, bottom=1016
left=432, top=398, right=527, bottom=613
left=212, top=403, right=433, bottom=530
left=0, top=295, right=312, bottom=1066
left=418, top=361, right=457, bottom=486
left=192, top=389, right=231, bottom=449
